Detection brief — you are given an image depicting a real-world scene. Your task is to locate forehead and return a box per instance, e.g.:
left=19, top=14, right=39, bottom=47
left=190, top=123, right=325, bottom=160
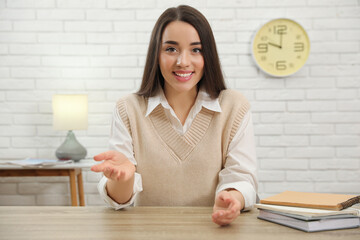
left=161, top=21, right=201, bottom=43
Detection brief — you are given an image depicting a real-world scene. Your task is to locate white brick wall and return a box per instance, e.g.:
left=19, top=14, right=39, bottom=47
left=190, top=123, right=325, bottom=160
left=0, top=0, right=359, bottom=205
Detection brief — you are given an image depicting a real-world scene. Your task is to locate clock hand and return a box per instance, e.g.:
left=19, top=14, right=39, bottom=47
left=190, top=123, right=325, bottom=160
left=268, top=42, right=281, bottom=49
left=269, top=33, right=283, bottom=49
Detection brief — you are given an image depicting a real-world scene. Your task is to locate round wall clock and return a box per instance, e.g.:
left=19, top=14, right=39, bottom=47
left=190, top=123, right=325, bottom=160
left=251, top=18, right=310, bottom=77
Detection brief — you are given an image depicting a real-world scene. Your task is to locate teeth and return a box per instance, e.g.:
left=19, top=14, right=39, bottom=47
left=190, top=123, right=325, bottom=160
left=175, top=72, right=192, bottom=77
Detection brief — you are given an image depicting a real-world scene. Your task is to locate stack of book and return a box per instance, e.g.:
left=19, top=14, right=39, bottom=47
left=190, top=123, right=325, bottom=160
left=255, top=191, right=360, bottom=232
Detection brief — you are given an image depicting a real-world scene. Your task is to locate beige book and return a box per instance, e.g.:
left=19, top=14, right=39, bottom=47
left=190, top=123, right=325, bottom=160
left=260, top=191, right=360, bottom=211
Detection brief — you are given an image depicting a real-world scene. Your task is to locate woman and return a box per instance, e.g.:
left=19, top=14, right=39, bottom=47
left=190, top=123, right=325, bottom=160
left=91, top=5, right=258, bottom=226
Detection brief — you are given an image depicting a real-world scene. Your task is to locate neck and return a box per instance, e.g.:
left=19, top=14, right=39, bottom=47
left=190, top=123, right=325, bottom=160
left=164, top=87, right=198, bottom=125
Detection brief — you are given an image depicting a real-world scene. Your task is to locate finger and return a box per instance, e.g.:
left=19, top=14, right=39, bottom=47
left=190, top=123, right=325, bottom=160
left=115, top=170, right=121, bottom=180
left=220, top=192, right=233, bottom=204
left=229, top=201, right=241, bottom=214
left=219, top=195, right=233, bottom=210
left=212, top=210, right=235, bottom=221
left=215, top=207, right=237, bottom=220
left=213, top=215, right=232, bottom=225
left=212, top=213, right=234, bottom=226
left=115, top=170, right=125, bottom=181
left=90, top=162, right=108, bottom=172
left=226, top=199, right=236, bottom=212
left=102, top=166, right=116, bottom=180
left=222, top=200, right=240, bottom=219
left=93, top=150, right=116, bottom=161
left=91, top=160, right=116, bottom=173
left=216, top=192, right=228, bottom=207
left=211, top=210, right=224, bottom=220
left=225, top=196, right=233, bottom=204
left=223, top=208, right=240, bottom=221
left=102, top=167, right=114, bottom=179
left=213, top=217, right=233, bottom=226
left=223, top=197, right=234, bottom=209
left=219, top=191, right=229, bottom=201
left=215, top=211, right=238, bottom=222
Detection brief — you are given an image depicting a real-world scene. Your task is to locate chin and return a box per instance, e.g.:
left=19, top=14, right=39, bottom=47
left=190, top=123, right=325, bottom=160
left=175, top=84, right=198, bottom=93
left=165, top=77, right=200, bottom=94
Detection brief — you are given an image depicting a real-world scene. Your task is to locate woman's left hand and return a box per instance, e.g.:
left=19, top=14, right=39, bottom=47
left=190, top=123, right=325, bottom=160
left=212, top=190, right=242, bottom=226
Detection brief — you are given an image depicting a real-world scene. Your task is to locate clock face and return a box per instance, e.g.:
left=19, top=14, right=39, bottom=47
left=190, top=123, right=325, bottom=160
left=252, top=18, right=310, bottom=77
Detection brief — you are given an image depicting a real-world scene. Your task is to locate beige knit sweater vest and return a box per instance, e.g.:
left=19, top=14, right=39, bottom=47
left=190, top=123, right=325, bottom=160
left=117, top=89, right=250, bottom=206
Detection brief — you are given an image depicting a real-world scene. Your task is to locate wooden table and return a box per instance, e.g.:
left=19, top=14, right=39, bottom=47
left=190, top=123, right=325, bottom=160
left=0, top=206, right=358, bottom=240
left=0, top=161, right=95, bottom=206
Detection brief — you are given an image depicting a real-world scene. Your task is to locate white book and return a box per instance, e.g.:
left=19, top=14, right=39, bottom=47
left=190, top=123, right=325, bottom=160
left=258, top=209, right=360, bottom=232
left=255, top=203, right=360, bottom=218
left=1, top=158, right=72, bottom=167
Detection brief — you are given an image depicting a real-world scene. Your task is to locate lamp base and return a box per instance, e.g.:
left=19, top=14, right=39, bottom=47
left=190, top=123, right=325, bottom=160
left=56, top=130, right=87, bottom=162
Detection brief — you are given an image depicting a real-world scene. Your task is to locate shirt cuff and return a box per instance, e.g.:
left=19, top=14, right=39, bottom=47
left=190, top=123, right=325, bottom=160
left=97, top=172, right=143, bottom=210
left=216, top=181, right=257, bottom=211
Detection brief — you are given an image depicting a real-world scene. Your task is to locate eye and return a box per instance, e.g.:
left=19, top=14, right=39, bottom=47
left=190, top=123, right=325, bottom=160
left=192, top=48, right=202, bottom=53
left=165, top=47, right=177, bottom=53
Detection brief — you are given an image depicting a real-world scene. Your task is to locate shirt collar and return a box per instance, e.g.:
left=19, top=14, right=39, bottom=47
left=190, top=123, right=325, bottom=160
left=145, top=88, right=222, bottom=117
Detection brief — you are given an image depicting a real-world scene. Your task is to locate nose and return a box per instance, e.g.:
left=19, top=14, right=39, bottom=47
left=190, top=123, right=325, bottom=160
left=176, top=51, right=190, bottom=67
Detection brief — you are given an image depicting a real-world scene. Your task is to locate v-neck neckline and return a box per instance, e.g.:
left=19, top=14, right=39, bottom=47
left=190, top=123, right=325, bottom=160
left=149, top=105, right=214, bottom=161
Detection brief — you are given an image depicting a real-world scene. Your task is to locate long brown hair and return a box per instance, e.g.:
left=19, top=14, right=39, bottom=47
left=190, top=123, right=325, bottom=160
left=136, top=5, right=226, bottom=99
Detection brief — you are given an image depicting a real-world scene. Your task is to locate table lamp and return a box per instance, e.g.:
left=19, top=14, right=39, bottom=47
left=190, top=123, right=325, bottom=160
left=52, top=94, right=88, bottom=162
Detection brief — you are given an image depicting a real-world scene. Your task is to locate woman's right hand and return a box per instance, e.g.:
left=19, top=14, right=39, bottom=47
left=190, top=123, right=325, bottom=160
left=91, top=150, right=135, bottom=182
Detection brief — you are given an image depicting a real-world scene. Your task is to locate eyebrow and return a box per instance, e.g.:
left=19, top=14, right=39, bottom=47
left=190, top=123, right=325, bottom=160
left=163, top=40, right=201, bottom=46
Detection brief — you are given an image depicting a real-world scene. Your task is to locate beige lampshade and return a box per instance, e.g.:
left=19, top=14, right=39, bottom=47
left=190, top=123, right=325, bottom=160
left=52, top=94, right=88, bottom=130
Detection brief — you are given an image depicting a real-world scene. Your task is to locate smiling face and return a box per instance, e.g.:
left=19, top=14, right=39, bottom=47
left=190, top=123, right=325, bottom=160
left=159, top=21, right=204, bottom=97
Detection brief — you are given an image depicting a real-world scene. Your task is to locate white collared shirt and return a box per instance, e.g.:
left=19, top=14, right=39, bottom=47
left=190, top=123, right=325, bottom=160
left=98, top=89, right=258, bottom=210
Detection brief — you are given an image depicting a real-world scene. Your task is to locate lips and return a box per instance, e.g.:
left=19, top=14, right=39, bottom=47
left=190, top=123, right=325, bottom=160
left=173, top=71, right=194, bottom=82
left=174, top=72, right=192, bottom=77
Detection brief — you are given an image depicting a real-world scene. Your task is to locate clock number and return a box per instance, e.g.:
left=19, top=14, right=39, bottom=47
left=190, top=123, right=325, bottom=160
left=294, top=42, right=304, bottom=52
left=276, top=61, right=287, bottom=70
left=274, top=25, right=287, bottom=35
left=257, top=43, right=268, bottom=53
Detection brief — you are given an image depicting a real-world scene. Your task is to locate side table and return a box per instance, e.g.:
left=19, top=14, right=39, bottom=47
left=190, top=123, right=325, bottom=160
left=0, top=160, right=95, bottom=206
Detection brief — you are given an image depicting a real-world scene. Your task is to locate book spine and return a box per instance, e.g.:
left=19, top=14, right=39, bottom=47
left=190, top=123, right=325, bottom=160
left=340, top=196, right=360, bottom=210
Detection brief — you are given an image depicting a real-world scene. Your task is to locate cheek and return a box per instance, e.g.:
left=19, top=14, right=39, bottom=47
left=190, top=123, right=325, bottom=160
left=195, top=57, right=204, bottom=72
left=159, top=54, right=175, bottom=71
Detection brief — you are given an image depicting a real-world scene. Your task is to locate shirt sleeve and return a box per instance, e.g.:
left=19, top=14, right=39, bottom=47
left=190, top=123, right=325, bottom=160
left=97, top=173, right=143, bottom=210
left=216, top=111, right=258, bottom=211
left=97, top=106, right=143, bottom=209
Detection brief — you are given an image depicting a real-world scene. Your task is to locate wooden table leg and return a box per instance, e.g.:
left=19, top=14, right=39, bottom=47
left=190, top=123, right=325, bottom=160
left=77, top=171, right=85, bottom=206
left=69, top=170, right=78, bottom=206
